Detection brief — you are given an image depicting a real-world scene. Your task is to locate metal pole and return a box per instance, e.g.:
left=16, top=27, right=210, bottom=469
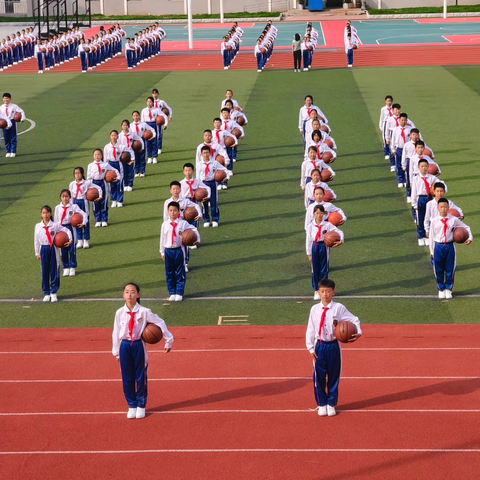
left=184, top=0, right=187, bottom=15
left=377, top=0, right=381, bottom=9
left=443, top=0, right=447, bottom=19
left=124, top=0, right=128, bottom=16
left=220, top=0, right=224, bottom=24
left=268, top=0, right=272, bottom=12
left=208, top=0, right=212, bottom=15
left=188, top=0, right=193, bottom=49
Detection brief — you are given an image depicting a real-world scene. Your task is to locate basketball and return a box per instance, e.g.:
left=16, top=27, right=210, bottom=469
left=320, top=169, right=333, bottom=182
left=194, top=188, right=208, bottom=201
left=13, top=113, right=22, bottom=122
left=322, top=151, right=334, bottom=164
left=183, top=206, right=198, bottom=223
left=236, top=116, right=245, bottom=126
left=85, top=188, right=99, bottom=201
left=0, top=119, right=7, bottom=129
left=70, top=213, right=83, bottom=228
left=231, top=128, right=242, bottom=139
left=323, top=231, right=341, bottom=247
left=423, top=148, right=433, bottom=157
left=181, top=228, right=198, bottom=246
left=120, top=151, right=131, bottom=163
left=323, top=190, right=334, bottom=203
left=48, top=47, right=53, bottom=52
left=155, top=115, right=165, bottom=126
left=141, top=323, right=163, bottom=344
left=214, top=170, right=227, bottom=183
left=427, top=164, right=439, bottom=175
left=142, top=130, right=153, bottom=141
left=429, top=184, right=435, bottom=197
left=162, top=107, right=169, bottom=116
left=84, top=46, right=90, bottom=53
left=215, top=154, right=225, bottom=166
left=328, top=212, right=344, bottom=226
left=53, top=231, right=69, bottom=248
left=453, top=227, right=469, bottom=244
left=324, top=139, right=334, bottom=149
left=320, top=125, right=329, bottom=133
left=353, top=44, right=358, bottom=50
left=448, top=208, right=461, bottom=218
left=105, top=171, right=117, bottom=183
left=335, top=321, right=357, bottom=343
left=132, top=140, right=142, bottom=152
left=224, top=136, right=235, bottom=148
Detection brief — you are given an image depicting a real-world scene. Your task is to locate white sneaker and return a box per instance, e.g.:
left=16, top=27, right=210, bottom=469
left=10, top=153, right=15, bottom=157
left=185, top=264, right=189, bottom=273
left=318, top=406, right=327, bottom=416
left=217, top=185, right=222, bottom=191
left=384, top=155, right=390, bottom=160
left=83, top=240, right=89, bottom=249
left=95, top=222, right=101, bottom=227
left=327, top=405, right=336, bottom=416
left=43, top=295, right=51, bottom=302
left=135, top=173, right=140, bottom=178
left=158, top=149, right=162, bottom=155
left=147, top=158, right=153, bottom=164
left=257, top=69, right=261, bottom=72
left=204, top=222, right=210, bottom=228
left=232, top=158, right=236, bottom=162
left=445, top=290, right=453, bottom=299
left=438, top=290, right=446, bottom=299
left=139, top=173, right=145, bottom=178
left=189, top=245, right=197, bottom=250
left=152, top=158, right=157, bottom=164
left=50, top=293, right=58, bottom=303
left=116, top=202, right=123, bottom=208
left=212, top=222, right=219, bottom=227
left=390, top=166, right=395, bottom=172
left=102, top=222, right=108, bottom=227
left=111, top=201, right=117, bottom=208
left=348, top=65, right=353, bottom=68
left=135, top=407, right=146, bottom=419
left=69, top=268, right=75, bottom=276
left=397, top=183, right=403, bottom=188
left=169, top=294, right=176, bottom=302
left=127, top=408, right=137, bottom=419
left=222, top=184, right=228, bottom=190
left=63, top=268, right=70, bottom=277
left=314, top=291, right=320, bottom=300
left=175, top=295, right=183, bottom=302
left=418, top=239, right=425, bottom=246
left=76, top=240, right=83, bottom=249
left=407, top=197, right=412, bottom=203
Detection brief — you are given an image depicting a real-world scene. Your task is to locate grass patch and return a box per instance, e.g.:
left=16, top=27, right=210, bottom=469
left=369, top=5, right=480, bottom=15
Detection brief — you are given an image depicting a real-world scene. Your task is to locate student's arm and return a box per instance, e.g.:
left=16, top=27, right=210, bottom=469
left=337, top=304, right=362, bottom=339
left=34, top=225, right=41, bottom=257
left=159, top=223, right=166, bottom=258
left=112, top=311, right=121, bottom=358
left=327, top=223, right=344, bottom=246
left=329, top=204, right=347, bottom=224
left=88, top=180, right=103, bottom=199
left=379, top=108, right=384, bottom=130
left=450, top=201, right=464, bottom=218
left=73, top=204, right=89, bottom=226
left=304, top=207, right=313, bottom=231
left=198, top=180, right=211, bottom=199
left=145, top=310, right=174, bottom=351
left=299, top=107, right=304, bottom=133
left=53, top=205, right=60, bottom=224
left=424, top=202, right=433, bottom=234
left=105, top=164, right=121, bottom=182
left=305, top=307, right=317, bottom=356
left=300, top=161, right=307, bottom=189
left=306, top=224, right=313, bottom=256
left=304, top=185, right=311, bottom=210
left=144, top=123, right=156, bottom=138
left=185, top=223, right=201, bottom=244
left=411, top=180, right=418, bottom=209
left=15, top=105, right=26, bottom=121
left=453, top=218, right=473, bottom=243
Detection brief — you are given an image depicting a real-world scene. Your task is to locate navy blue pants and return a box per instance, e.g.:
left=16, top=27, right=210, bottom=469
left=395, top=148, right=406, bottom=183
left=124, top=161, right=135, bottom=187
left=313, top=340, right=341, bottom=407
left=406, top=164, right=411, bottom=197
left=40, top=244, right=60, bottom=295
left=145, top=121, right=158, bottom=158
left=120, top=339, right=148, bottom=408
left=2, top=121, right=17, bottom=154
left=108, top=160, right=124, bottom=203
left=157, top=123, right=164, bottom=150
left=256, top=53, right=262, bottom=70
left=433, top=242, right=456, bottom=291
left=36, top=52, right=44, bottom=71
left=126, top=50, right=134, bottom=68
left=303, top=50, right=309, bottom=69
left=383, top=124, right=390, bottom=157
left=347, top=48, right=353, bottom=66
left=92, top=179, right=108, bottom=222
left=60, top=224, right=77, bottom=268
left=311, top=241, right=329, bottom=291
left=165, top=247, right=186, bottom=295
left=73, top=199, right=90, bottom=240
left=202, top=180, right=219, bottom=223
left=416, top=195, right=430, bottom=239
left=134, top=150, right=146, bottom=174
left=80, top=51, right=87, bottom=71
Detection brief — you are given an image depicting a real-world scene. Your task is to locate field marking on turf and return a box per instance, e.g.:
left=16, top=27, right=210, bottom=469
left=17, top=118, right=36, bottom=136
left=2, top=376, right=479, bottom=384
left=218, top=315, right=249, bottom=325
left=375, top=34, right=450, bottom=44
left=1, top=448, right=479, bottom=455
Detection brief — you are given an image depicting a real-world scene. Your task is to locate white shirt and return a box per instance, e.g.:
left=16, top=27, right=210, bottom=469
left=304, top=182, right=336, bottom=209
left=408, top=154, right=440, bottom=183
left=69, top=179, right=103, bottom=201
left=103, top=142, right=127, bottom=164
left=112, top=303, right=174, bottom=361
left=34, top=220, right=72, bottom=256
left=129, top=121, right=156, bottom=139
left=391, top=125, right=412, bottom=151
left=86, top=161, right=121, bottom=182
left=300, top=158, right=335, bottom=188
left=160, top=218, right=199, bottom=255
left=0, top=102, right=25, bottom=121
left=306, top=301, right=362, bottom=352
left=424, top=199, right=463, bottom=233
left=195, top=143, right=228, bottom=171
left=401, top=141, right=433, bottom=170
left=304, top=141, right=336, bottom=161
left=118, top=131, right=143, bottom=155
left=54, top=202, right=88, bottom=226
left=152, top=98, right=172, bottom=118
left=306, top=220, right=344, bottom=253
left=305, top=202, right=346, bottom=231
left=163, top=196, right=202, bottom=223
left=140, top=107, right=168, bottom=126
left=428, top=215, right=472, bottom=256
left=299, top=104, right=328, bottom=131
left=196, top=159, right=230, bottom=182
left=212, top=128, right=238, bottom=151
left=379, top=105, right=394, bottom=130
left=411, top=174, right=445, bottom=209
left=221, top=99, right=239, bottom=109
left=180, top=178, right=211, bottom=200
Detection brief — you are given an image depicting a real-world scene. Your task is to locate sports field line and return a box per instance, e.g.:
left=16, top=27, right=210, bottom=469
left=17, top=118, right=35, bottom=136
left=1, top=448, right=479, bottom=455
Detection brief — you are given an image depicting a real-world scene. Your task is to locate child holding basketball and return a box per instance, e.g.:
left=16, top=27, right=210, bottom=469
left=112, top=282, right=174, bottom=419
left=301, top=146, right=336, bottom=189
left=306, top=278, right=362, bottom=416
left=304, top=169, right=336, bottom=209
left=34, top=205, right=72, bottom=302
left=379, top=95, right=393, bottom=160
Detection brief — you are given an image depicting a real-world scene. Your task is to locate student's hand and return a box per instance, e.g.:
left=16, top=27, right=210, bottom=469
left=460, top=216, right=464, bottom=221
left=348, top=333, right=362, bottom=342
left=222, top=178, right=228, bottom=183
left=386, top=141, right=389, bottom=145
left=64, top=240, right=72, bottom=247
left=128, top=161, right=134, bottom=165
left=331, top=241, right=342, bottom=248
left=465, top=239, right=472, bottom=245
left=300, top=131, right=303, bottom=136
left=169, top=117, right=172, bottom=123
left=113, top=178, right=119, bottom=183
left=36, top=255, right=41, bottom=261
left=301, top=187, right=305, bottom=191
left=161, top=255, right=165, bottom=261
left=328, top=174, right=335, bottom=181
left=402, top=168, right=406, bottom=172
left=77, top=223, right=84, bottom=229
left=6, top=126, right=10, bottom=130
left=202, top=197, right=209, bottom=203
left=338, top=220, right=345, bottom=226
left=163, top=126, right=167, bottom=130
left=116, top=356, right=120, bottom=362
left=311, top=351, right=318, bottom=360
left=392, top=151, right=396, bottom=157
left=95, top=198, right=102, bottom=202
left=194, top=215, right=201, bottom=221
left=308, top=255, right=312, bottom=262
left=425, top=232, right=429, bottom=238
left=165, top=348, right=171, bottom=353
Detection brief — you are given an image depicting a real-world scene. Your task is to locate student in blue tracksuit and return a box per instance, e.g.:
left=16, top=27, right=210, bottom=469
left=0, top=92, right=25, bottom=158
left=104, top=131, right=127, bottom=208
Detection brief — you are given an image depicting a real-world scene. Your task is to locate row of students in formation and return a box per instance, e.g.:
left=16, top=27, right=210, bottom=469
left=293, top=22, right=318, bottom=73
left=379, top=95, right=473, bottom=299
left=344, top=20, right=359, bottom=68
left=160, top=89, right=246, bottom=301
left=0, top=93, right=26, bottom=158
left=33, top=89, right=172, bottom=302
left=297, top=95, right=347, bottom=301
left=124, top=25, right=167, bottom=70
left=220, top=23, right=244, bottom=70
left=0, top=28, right=38, bottom=70
left=254, top=21, right=277, bottom=72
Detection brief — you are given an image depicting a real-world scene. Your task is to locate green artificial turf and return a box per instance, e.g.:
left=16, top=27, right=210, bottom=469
left=0, top=67, right=478, bottom=328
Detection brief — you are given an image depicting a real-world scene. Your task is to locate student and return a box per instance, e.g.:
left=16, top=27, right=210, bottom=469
left=196, top=146, right=229, bottom=227
left=104, top=130, right=127, bottom=208
left=379, top=95, right=393, bottom=160
left=224, top=99, right=247, bottom=127
left=69, top=166, right=102, bottom=249
left=305, top=187, right=346, bottom=230
left=424, top=182, right=463, bottom=235
left=304, top=169, right=336, bottom=209
left=305, top=278, right=362, bottom=416
left=54, top=189, right=88, bottom=277
left=86, top=148, right=120, bottom=227
left=0, top=93, right=25, bottom=158
left=118, top=120, right=142, bottom=191
left=427, top=198, right=472, bottom=299
left=34, top=39, right=44, bottom=73
left=78, top=38, right=87, bottom=73
left=344, top=20, right=359, bottom=68
left=141, top=97, right=167, bottom=164
left=130, top=110, right=155, bottom=177
left=299, top=96, right=326, bottom=142
left=180, top=162, right=211, bottom=202
left=34, top=205, right=72, bottom=302
left=304, top=130, right=337, bottom=161
left=390, top=113, right=412, bottom=188
left=301, top=147, right=336, bottom=190
left=124, top=38, right=136, bottom=69
left=221, top=89, right=241, bottom=111
left=160, top=201, right=200, bottom=301
left=195, top=130, right=229, bottom=178
left=163, top=181, right=202, bottom=223
left=305, top=119, right=334, bottom=148
left=213, top=116, right=237, bottom=177
left=151, top=88, right=172, bottom=155
left=411, top=159, right=445, bottom=246
left=385, top=103, right=401, bottom=172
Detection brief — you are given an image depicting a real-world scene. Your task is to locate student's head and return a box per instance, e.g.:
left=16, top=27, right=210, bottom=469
left=203, top=130, right=212, bottom=143
left=418, top=158, right=429, bottom=175
left=433, top=182, right=446, bottom=200
left=110, top=130, right=119, bottom=144
left=60, top=189, right=71, bottom=205
left=201, top=145, right=211, bottom=161
left=312, top=130, right=321, bottom=143
left=415, top=140, right=425, bottom=155
left=309, top=108, right=318, bottom=120
left=123, top=282, right=141, bottom=306
left=392, top=103, right=401, bottom=116
left=213, top=118, right=222, bottom=129
left=224, top=99, right=234, bottom=109
left=304, top=95, right=313, bottom=106
left=295, top=33, right=300, bottom=41
left=308, top=146, right=317, bottom=160
left=225, top=90, right=233, bottom=99
left=183, top=162, right=194, bottom=179
left=311, top=119, right=321, bottom=131
left=437, top=197, right=449, bottom=217
left=74, top=167, right=85, bottom=181
left=313, top=204, right=325, bottom=223
left=221, top=108, right=230, bottom=120
left=318, top=279, right=336, bottom=302
left=121, top=119, right=130, bottom=132
left=93, top=148, right=103, bottom=162
left=132, top=110, right=140, bottom=122
left=314, top=186, right=325, bottom=203
left=170, top=180, right=181, bottom=198
left=385, top=95, right=393, bottom=106
left=3, top=93, right=11, bottom=104
left=151, top=88, right=159, bottom=99
left=409, top=128, right=420, bottom=143
left=311, top=169, right=320, bottom=184
left=399, top=113, right=408, bottom=127
left=167, top=201, right=180, bottom=221
left=146, top=96, right=154, bottom=108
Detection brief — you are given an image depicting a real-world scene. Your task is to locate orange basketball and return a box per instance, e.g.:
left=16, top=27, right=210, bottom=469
left=194, top=188, right=208, bottom=201
left=53, top=231, right=69, bottom=248
left=236, top=116, right=245, bottom=126
left=423, top=148, right=433, bottom=157
left=320, top=125, right=329, bottom=133
left=132, top=140, right=142, bottom=152
left=120, top=151, right=131, bottom=163
left=142, top=129, right=153, bottom=141
left=324, top=139, right=334, bottom=149
left=0, top=119, right=7, bottom=129
left=105, top=171, right=117, bottom=183
left=13, top=112, right=22, bottom=122
left=320, top=169, right=333, bottom=182
left=155, top=115, right=165, bottom=126
left=214, top=170, right=227, bottom=183
left=427, top=164, right=439, bottom=175
left=328, top=212, right=344, bottom=226
left=323, top=190, right=334, bottom=203
left=323, top=231, right=341, bottom=248
left=183, top=207, right=198, bottom=223
left=335, top=321, right=357, bottom=343
left=224, top=136, right=235, bottom=148
left=453, top=227, right=469, bottom=244
left=141, top=323, right=163, bottom=344
left=70, top=213, right=83, bottom=228
left=181, top=229, right=198, bottom=246
left=231, top=128, right=242, bottom=139
left=85, top=188, right=99, bottom=201
left=215, top=154, right=225, bottom=166
left=448, top=208, right=461, bottom=218
left=322, top=151, right=334, bottom=164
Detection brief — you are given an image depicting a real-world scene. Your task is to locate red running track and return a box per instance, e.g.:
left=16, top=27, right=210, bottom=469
left=0, top=325, right=479, bottom=479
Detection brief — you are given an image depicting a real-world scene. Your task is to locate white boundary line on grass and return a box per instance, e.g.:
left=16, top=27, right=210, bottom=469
left=17, top=118, right=36, bottom=136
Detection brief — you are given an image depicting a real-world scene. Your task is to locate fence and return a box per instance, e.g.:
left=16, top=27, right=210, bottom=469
left=0, top=0, right=28, bottom=14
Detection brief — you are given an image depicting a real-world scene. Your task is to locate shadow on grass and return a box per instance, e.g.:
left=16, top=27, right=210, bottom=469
left=333, top=252, right=426, bottom=272
left=198, top=251, right=299, bottom=270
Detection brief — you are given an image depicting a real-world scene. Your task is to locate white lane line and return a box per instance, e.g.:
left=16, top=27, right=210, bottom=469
left=318, top=21, right=326, bottom=47
left=442, top=36, right=453, bottom=43
left=17, top=118, right=36, bottom=136
left=1, top=448, right=479, bottom=455
left=1, top=376, right=479, bottom=384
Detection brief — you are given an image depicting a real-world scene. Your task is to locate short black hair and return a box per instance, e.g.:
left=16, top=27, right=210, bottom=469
left=146, top=96, right=154, bottom=103
left=418, top=159, right=428, bottom=166
left=438, top=198, right=448, bottom=205
left=3, top=93, right=11, bottom=98
left=170, top=181, right=181, bottom=188
left=204, top=129, right=212, bottom=134
left=392, top=103, right=401, bottom=110
left=305, top=95, right=313, bottom=101
left=399, top=113, right=408, bottom=119
left=183, top=162, right=194, bottom=170
left=433, top=182, right=445, bottom=191
left=311, top=169, right=320, bottom=175
left=385, top=95, right=393, bottom=101
left=312, top=130, right=322, bottom=140
left=319, top=279, right=335, bottom=290
left=41, top=205, right=52, bottom=213
left=415, top=140, right=425, bottom=147
left=314, top=186, right=325, bottom=194
left=132, top=110, right=140, bottom=116
left=167, top=201, right=180, bottom=210
left=152, top=88, right=159, bottom=94
left=410, top=128, right=419, bottom=134
left=221, top=108, right=230, bottom=113
left=308, top=146, right=317, bottom=153
left=60, top=189, right=71, bottom=198
left=213, top=117, right=222, bottom=123
left=201, top=146, right=211, bottom=152
left=313, top=204, right=325, bottom=213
